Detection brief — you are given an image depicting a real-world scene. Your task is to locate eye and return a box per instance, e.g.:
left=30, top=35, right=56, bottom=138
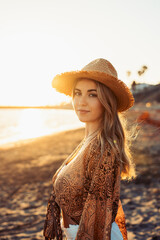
left=74, top=91, right=81, bottom=96
left=89, top=93, right=97, bottom=97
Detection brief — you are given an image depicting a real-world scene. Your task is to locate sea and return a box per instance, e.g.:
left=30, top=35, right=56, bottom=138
left=0, top=108, right=84, bottom=146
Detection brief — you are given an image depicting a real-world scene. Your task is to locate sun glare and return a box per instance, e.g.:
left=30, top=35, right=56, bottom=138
left=18, top=109, right=50, bottom=139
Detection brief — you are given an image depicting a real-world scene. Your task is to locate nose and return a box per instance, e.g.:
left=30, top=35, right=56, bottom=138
left=78, top=95, right=87, bottom=106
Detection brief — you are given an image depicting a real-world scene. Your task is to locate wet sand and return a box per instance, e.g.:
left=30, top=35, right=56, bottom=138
left=0, top=103, right=160, bottom=240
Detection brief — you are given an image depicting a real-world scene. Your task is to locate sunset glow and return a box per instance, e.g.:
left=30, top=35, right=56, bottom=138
left=0, top=0, right=159, bottom=107
left=18, top=109, right=48, bottom=138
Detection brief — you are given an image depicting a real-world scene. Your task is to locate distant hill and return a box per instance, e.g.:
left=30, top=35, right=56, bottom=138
left=132, top=83, right=160, bottom=103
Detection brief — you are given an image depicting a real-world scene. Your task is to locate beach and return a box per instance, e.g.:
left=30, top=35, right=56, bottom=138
left=0, top=103, right=160, bottom=240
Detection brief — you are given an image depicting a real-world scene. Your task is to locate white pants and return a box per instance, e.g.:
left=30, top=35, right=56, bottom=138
left=61, top=219, right=123, bottom=240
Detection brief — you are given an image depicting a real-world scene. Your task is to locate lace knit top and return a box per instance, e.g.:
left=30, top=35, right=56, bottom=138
left=43, top=136, right=128, bottom=240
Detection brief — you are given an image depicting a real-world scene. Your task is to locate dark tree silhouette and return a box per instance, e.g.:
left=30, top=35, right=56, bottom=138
left=138, top=65, right=148, bottom=76
left=127, top=65, right=148, bottom=91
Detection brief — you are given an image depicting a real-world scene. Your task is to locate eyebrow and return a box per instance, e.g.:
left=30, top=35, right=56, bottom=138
left=74, top=88, right=97, bottom=92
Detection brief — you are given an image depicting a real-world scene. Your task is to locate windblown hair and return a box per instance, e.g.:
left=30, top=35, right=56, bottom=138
left=96, top=81, right=137, bottom=180
left=72, top=79, right=137, bottom=180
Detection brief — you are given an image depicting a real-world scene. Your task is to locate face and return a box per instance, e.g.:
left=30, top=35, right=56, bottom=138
left=72, top=79, right=104, bottom=124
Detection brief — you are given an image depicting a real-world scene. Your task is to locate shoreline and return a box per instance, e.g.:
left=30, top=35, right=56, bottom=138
left=0, top=102, right=159, bottom=150
left=0, top=127, right=84, bottom=150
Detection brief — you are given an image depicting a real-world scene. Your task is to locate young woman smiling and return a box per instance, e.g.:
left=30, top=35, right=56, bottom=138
left=43, top=58, right=136, bottom=240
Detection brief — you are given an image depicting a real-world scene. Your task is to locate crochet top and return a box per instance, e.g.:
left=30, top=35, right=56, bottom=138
left=43, top=136, right=128, bottom=240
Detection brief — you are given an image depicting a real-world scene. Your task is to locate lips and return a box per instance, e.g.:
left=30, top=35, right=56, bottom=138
left=77, top=109, right=90, bottom=113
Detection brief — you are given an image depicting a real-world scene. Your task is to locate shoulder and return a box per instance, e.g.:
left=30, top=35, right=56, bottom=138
left=84, top=136, right=113, bottom=160
left=85, top=136, right=110, bottom=152
left=83, top=137, right=113, bottom=173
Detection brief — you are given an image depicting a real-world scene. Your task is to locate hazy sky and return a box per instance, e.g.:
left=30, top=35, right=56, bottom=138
left=0, top=0, right=160, bottom=106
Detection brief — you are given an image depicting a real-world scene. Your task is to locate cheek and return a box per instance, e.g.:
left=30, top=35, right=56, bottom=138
left=94, top=101, right=104, bottom=116
left=93, top=98, right=103, bottom=109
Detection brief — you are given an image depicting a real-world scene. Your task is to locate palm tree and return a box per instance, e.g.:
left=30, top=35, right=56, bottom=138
left=137, top=65, right=148, bottom=77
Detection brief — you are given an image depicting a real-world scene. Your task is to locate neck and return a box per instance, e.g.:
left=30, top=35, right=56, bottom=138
left=85, top=120, right=102, bottom=138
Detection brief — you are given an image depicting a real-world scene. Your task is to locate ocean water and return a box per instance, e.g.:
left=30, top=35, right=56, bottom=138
left=0, top=108, right=84, bottom=146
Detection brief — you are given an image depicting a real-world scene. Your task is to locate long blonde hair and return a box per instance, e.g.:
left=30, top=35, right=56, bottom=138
left=96, top=81, right=137, bottom=180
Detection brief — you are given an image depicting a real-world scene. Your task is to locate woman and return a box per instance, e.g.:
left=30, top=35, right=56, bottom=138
left=43, top=58, right=136, bottom=240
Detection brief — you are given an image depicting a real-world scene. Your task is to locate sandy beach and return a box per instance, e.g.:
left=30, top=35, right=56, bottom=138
left=0, top=103, right=160, bottom=240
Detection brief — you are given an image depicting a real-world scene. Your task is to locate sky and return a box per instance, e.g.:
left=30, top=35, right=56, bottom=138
left=0, top=0, right=160, bottom=106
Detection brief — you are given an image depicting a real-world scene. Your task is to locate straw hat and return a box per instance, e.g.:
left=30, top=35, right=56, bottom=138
left=52, top=58, right=134, bottom=112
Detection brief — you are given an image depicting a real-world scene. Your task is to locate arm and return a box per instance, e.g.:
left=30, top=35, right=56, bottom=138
left=75, top=141, right=121, bottom=240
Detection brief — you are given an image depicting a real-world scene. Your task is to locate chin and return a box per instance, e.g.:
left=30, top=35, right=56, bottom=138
left=78, top=118, right=88, bottom=123
left=77, top=116, right=93, bottom=123
left=77, top=116, right=87, bottom=122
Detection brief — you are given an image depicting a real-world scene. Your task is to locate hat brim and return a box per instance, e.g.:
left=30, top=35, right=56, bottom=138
left=52, top=70, right=134, bottom=112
